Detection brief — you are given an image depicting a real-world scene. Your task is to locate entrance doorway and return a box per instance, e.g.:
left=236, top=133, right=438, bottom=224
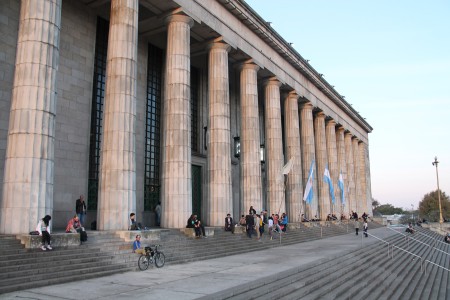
left=191, top=165, right=202, bottom=220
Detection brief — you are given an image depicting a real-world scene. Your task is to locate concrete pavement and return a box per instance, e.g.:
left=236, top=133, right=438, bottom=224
left=2, top=227, right=395, bottom=300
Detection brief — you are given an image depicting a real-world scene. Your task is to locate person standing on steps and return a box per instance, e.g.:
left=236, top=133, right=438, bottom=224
left=36, top=215, right=52, bottom=251
left=354, top=218, right=360, bottom=236
left=75, top=195, right=86, bottom=226
left=363, top=220, right=368, bottom=237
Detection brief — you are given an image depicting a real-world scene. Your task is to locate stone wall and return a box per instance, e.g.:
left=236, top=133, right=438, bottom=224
left=52, top=1, right=96, bottom=229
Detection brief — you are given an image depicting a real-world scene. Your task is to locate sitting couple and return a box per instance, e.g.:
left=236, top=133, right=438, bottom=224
left=186, top=214, right=206, bottom=238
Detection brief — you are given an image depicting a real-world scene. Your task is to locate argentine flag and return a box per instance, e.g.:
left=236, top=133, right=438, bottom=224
left=324, top=166, right=335, bottom=204
left=338, top=170, right=345, bottom=206
left=303, top=160, right=315, bottom=204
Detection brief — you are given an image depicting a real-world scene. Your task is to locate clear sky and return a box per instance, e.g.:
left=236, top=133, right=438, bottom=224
left=245, top=0, right=450, bottom=211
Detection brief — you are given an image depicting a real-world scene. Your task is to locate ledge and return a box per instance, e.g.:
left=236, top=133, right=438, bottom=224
left=18, top=233, right=81, bottom=249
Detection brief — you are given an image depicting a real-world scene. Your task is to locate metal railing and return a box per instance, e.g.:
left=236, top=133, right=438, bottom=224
left=364, top=232, right=391, bottom=257
left=415, top=230, right=449, bottom=251
left=387, top=226, right=409, bottom=247
left=424, top=259, right=450, bottom=275
left=391, top=245, right=423, bottom=272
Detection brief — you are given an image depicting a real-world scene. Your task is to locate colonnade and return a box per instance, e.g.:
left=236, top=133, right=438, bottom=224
left=0, top=1, right=371, bottom=233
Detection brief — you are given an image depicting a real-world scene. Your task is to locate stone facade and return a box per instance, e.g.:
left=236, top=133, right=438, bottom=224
left=0, top=0, right=373, bottom=233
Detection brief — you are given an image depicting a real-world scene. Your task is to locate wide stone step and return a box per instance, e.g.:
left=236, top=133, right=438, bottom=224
left=0, top=266, right=132, bottom=295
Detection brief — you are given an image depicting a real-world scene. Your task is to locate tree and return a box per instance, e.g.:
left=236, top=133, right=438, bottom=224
left=418, top=190, right=450, bottom=222
left=372, top=199, right=380, bottom=210
left=374, top=204, right=404, bottom=215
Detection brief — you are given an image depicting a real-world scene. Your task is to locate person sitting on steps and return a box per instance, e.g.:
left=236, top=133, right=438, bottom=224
left=66, top=215, right=84, bottom=233
left=132, top=234, right=146, bottom=255
left=129, top=213, right=142, bottom=230
left=37, top=215, right=52, bottom=251
left=225, top=213, right=235, bottom=234
left=194, top=215, right=207, bottom=238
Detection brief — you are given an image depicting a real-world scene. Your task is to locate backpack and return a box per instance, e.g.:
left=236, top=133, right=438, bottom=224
left=80, top=230, right=88, bottom=242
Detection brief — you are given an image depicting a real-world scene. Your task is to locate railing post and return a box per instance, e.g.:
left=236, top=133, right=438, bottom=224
left=320, top=226, right=323, bottom=238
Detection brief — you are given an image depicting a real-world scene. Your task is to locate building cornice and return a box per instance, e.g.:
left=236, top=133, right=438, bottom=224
left=218, top=0, right=372, bottom=133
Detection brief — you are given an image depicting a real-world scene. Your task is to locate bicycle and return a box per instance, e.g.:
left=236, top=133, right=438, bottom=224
left=138, top=244, right=165, bottom=270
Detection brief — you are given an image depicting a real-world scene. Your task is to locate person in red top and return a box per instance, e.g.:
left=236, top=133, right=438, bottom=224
left=66, top=215, right=83, bottom=233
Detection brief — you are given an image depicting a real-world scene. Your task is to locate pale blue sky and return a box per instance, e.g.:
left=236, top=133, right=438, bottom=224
left=245, top=0, right=450, bottom=210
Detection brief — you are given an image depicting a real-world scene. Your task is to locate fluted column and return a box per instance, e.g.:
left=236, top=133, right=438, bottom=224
left=344, top=132, right=355, bottom=215
left=1, top=0, right=62, bottom=234
left=314, top=112, right=329, bottom=220
left=98, top=0, right=139, bottom=230
left=239, top=62, right=262, bottom=213
left=352, top=137, right=361, bottom=215
left=284, top=91, right=303, bottom=222
left=300, top=103, right=317, bottom=219
left=207, top=41, right=232, bottom=226
left=336, top=126, right=348, bottom=217
left=161, top=14, right=194, bottom=228
left=364, top=144, right=373, bottom=216
left=358, top=141, right=368, bottom=215
left=326, top=120, right=339, bottom=217
left=263, top=78, right=284, bottom=215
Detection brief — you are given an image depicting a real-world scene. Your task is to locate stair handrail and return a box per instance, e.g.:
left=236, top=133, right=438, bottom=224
left=391, top=245, right=423, bottom=272
left=365, top=232, right=390, bottom=257
left=424, top=259, right=450, bottom=275
left=387, top=226, right=409, bottom=247
left=415, top=230, right=449, bottom=250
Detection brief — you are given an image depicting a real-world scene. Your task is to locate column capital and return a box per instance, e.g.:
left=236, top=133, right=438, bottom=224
left=287, top=90, right=299, bottom=99
left=336, top=125, right=345, bottom=133
left=301, top=102, right=314, bottom=110
left=236, top=60, right=260, bottom=72
left=345, top=131, right=353, bottom=138
left=262, top=77, right=281, bottom=88
left=326, top=119, right=336, bottom=127
left=165, top=13, right=194, bottom=28
left=352, top=136, right=360, bottom=142
left=315, top=111, right=326, bottom=119
left=206, top=40, right=231, bottom=52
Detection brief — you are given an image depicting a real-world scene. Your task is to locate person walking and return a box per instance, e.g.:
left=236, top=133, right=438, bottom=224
left=363, top=220, right=368, bottom=237
left=354, top=218, right=360, bottom=236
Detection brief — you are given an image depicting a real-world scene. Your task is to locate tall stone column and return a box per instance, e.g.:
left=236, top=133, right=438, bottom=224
left=336, top=126, right=347, bottom=217
left=352, top=137, right=361, bottom=215
left=358, top=141, right=368, bottom=215
left=1, top=0, right=62, bottom=234
left=300, top=103, right=317, bottom=219
left=364, top=144, right=373, bottom=216
left=98, top=0, right=139, bottom=230
left=161, top=14, right=194, bottom=228
left=314, top=112, right=329, bottom=221
left=344, top=132, right=355, bottom=215
left=284, top=91, right=303, bottom=222
left=207, top=41, right=232, bottom=226
left=239, top=61, right=262, bottom=213
left=263, top=78, right=284, bottom=216
left=325, top=120, right=339, bottom=217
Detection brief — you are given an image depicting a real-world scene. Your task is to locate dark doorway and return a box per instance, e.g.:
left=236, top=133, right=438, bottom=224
left=191, top=165, right=202, bottom=221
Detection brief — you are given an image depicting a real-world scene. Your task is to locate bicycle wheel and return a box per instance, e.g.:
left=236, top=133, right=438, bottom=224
left=138, top=254, right=150, bottom=271
left=154, top=251, right=165, bottom=268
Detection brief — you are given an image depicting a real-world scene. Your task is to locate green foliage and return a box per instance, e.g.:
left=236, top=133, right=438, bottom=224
left=372, top=199, right=380, bottom=210
left=418, top=190, right=450, bottom=222
left=374, top=204, right=404, bottom=215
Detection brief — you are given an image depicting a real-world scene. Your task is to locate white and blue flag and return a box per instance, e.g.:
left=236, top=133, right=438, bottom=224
left=338, top=170, right=345, bottom=206
left=303, top=160, right=315, bottom=204
left=323, top=166, right=335, bottom=204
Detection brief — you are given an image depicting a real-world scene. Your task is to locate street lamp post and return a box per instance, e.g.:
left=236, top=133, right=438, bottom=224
left=432, top=157, right=444, bottom=224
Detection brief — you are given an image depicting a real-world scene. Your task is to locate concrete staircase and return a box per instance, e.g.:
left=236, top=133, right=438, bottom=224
left=199, top=226, right=449, bottom=300
left=0, top=232, right=132, bottom=294
left=0, top=221, right=384, bottom=295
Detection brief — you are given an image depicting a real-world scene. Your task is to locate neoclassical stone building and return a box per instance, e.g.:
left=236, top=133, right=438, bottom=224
left=0, top=0, right=373, bottom=234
